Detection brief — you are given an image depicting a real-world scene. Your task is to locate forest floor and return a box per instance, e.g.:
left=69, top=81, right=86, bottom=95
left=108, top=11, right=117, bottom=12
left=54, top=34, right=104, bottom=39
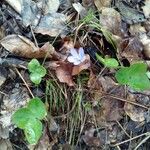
left=0, top=0, right=150, bottom=150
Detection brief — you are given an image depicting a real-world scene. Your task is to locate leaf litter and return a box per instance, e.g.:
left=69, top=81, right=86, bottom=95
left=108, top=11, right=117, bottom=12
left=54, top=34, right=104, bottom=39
left=0, top=0, right=150, bottom=149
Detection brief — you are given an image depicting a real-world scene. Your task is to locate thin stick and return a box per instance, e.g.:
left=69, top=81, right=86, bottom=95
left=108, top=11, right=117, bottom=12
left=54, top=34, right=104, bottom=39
left=116, top=146, right=121, bottom=150
left=112, top=132, right=150, bottom=147
left=0, top=91, right=7, bottom=96
left=116, top=120, right=131, bottom=138
left=102, top=94, right=148, bottom=110
left=15, top=68, right=34, bottom=98
left=134, top=134, right=150, bottom=150
left=30, top=25, right=39, bottom=48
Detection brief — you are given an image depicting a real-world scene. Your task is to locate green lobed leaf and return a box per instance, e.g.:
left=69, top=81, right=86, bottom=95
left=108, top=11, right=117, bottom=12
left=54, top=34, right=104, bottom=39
left=104, top=58, right=119, bottom=68
left=30, top=73, right=42, bottom=85
left=96, top=53, right=105, bottom=64
left=115, top=63, right=150, bottom=91
left=12, top=108, right=34, bottom=129
left=128, top=63, right=147, bottom=75
left=28, top=59, right=40, bottom=73
left=129, top=74, right=150, bottom=91
left=115, top=67, right=130, bottom=85
left=24, top=118, right=42, bottom=145
left=34, top=66, right=46, bottom=77
left=27, top=97, right=47, bottom=120
left=28, top=59, right=46, bottom=85
left=96, top=53, right=118, bottom=68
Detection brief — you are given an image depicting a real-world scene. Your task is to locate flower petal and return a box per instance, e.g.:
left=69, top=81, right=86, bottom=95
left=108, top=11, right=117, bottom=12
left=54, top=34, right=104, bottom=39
left=67, top=56, right=77, bottom=63
left=73, top=60, right=81, bottom=65
left=68, top=56, right=82, bottom=65
left=78, top=47, right=85, bottom=59
left=70, top=48, right=79, bottom=59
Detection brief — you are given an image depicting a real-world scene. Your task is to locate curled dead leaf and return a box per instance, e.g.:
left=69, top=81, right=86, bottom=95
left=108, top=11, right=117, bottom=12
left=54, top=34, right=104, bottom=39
left=72, top=2, right=87, bottom=18
left=0, top=35, right=55, bottom=58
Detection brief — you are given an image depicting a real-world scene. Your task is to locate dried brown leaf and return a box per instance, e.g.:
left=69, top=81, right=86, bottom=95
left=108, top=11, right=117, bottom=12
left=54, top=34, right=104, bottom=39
left=72, top=55, right=91, bottom=75
left=55, top=62, right=75, bottom=86
left=100, top=97, right=124, bottom=122
left=93, top=85, right=125, bottom=126
left=34, top=13, right=67, bottom=37
left=0, top=35, right=55, bottom=58
left=82, top=129, right=102, bottom=147
left=82, top=0, right=95, bottom=9
left=100, top=8, right=124, bottom=37
left=54, top=55, right=90, bottom=86
left=119, top=37, right=143, bottom=63
left=94, top=0, right=111, bottom=11
left=124, top=94, right=146, bottom=122
left=37, top=0, right=60, bottom=14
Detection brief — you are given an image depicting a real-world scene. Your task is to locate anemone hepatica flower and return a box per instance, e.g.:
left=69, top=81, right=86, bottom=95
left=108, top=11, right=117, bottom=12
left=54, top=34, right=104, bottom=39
left=67, top=47, right=86, bottom=65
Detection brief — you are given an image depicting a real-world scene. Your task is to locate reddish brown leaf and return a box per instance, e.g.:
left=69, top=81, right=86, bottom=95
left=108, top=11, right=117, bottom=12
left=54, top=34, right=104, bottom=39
left=72, top=55, right=91, bottom=75
left=55, top=62, right=74, bottom=86
left=54, top=54, right=90, bottom=86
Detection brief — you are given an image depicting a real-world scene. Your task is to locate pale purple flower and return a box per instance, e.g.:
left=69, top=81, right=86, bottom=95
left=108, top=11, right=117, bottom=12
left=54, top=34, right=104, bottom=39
left=67, top=47, right=86, bottom=65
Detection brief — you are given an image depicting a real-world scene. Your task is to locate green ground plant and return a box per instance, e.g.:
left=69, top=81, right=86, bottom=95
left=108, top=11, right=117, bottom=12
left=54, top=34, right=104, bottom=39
left=12, top=59, right=47, bottom=145
left=115, top=63, right=150, bottom=91
left=80, top=10, right=117, bottom=50
left=28, top=59, right=46, bottom=85
left=12, top=97, right=47, bottom=144
left=96, top=53, right=119, bottom=68
left=82, top=12, right=150, bottom=91
left=96, top=54, right=150, bottom=91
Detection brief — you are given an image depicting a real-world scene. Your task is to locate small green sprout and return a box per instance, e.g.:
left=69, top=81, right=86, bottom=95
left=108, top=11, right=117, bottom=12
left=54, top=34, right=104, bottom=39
left=96, top=53, right=119, bottom=68
left=12, top=97, right=47, bottom=144
left=115, top=63, right=150, bottom=91
left=28, top=59, right=46, bottom=85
